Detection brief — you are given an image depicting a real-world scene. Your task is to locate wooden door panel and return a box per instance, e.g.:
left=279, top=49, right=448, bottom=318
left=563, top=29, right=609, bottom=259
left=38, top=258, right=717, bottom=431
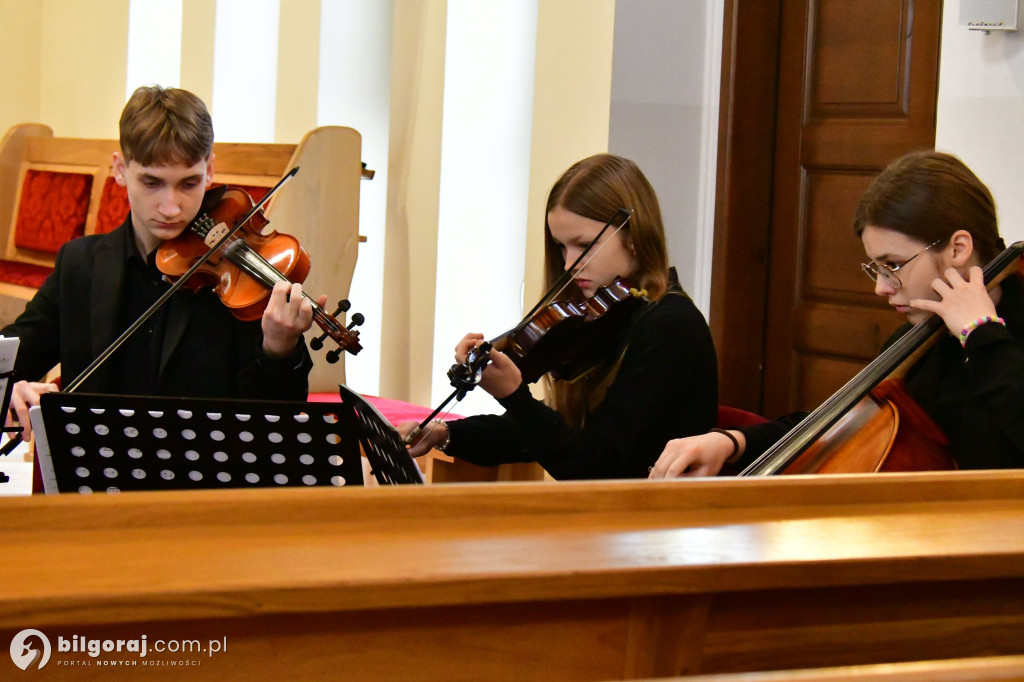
left=803, top=170, right=877, bottom=297
left=796, top=305, right=905, bottom=360
left=797, top=355, right=875, bottom=411
left=810, top=0, right=909, bottom=115
left=759, top=0, right=941, bottom=416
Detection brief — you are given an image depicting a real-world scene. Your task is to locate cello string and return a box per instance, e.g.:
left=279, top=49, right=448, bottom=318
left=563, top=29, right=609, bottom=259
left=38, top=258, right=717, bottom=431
left=741, top=242, right=1023, bottom=476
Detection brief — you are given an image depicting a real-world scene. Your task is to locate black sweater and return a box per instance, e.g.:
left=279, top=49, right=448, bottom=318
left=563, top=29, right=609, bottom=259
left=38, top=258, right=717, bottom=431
left=446, top=291, right=719, bottom=479
left=739, top=275, right=1024, bottom=470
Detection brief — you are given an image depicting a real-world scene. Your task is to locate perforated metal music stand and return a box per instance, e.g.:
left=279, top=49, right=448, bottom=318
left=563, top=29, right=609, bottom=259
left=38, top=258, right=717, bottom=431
left=336, top=384, right=425, bottom=485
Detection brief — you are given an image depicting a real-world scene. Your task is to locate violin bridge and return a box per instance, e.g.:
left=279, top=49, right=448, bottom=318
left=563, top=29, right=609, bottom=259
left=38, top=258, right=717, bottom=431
left=203, top=222, right=230, bottom=248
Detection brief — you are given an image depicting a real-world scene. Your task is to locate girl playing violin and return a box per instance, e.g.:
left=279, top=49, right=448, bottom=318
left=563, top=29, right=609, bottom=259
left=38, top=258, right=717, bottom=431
left=650, top=150, right=1024, bottom=478
left=402, top=154, right=718, bottom=479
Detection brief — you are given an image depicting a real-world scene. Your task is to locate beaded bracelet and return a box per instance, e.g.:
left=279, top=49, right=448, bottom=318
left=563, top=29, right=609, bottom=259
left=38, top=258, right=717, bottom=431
left=431, top=418, right=451, bottom=452
left=958, top=315, right=1005, bottom=347
left=709, top=428, right=741, bottom=463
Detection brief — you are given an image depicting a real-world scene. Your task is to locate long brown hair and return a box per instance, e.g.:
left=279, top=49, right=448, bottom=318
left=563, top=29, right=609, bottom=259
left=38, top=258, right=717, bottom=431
left=854, top=150, right=1004, bottom=263
left=542, top=154, right=673, bottom=426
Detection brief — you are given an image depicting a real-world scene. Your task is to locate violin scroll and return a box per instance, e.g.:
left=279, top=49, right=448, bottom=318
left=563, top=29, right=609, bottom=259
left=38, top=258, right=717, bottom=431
left=308, top=300, right=364, bottom=363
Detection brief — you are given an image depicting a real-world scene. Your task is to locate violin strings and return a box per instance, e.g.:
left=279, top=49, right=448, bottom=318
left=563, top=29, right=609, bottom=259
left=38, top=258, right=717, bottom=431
left=212, top=231, right=348, bottom=337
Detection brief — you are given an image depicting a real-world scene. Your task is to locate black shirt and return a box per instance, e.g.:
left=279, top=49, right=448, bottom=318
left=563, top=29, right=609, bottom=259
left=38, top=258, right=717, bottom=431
left=115, top=235, right=172, bottom=395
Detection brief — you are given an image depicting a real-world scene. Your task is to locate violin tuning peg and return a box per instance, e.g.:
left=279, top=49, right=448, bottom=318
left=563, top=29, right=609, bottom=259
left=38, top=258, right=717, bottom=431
left=325, top=349, right=341, bottom=364
left=348, top=312, right=365, bottom=329
left=309, top=331, right=330, bottom=351
left=336, top=299, right=351, bottom=313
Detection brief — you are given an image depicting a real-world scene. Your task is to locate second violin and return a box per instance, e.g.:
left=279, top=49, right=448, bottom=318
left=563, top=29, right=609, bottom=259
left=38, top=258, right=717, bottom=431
left=472, top=277, right=648, bottom=385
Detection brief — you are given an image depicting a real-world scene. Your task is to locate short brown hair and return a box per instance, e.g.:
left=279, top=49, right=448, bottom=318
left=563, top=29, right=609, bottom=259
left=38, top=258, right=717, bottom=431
left=119, top=85, right=214, bottom=166
left=854, top=150, right=1004, bottom=263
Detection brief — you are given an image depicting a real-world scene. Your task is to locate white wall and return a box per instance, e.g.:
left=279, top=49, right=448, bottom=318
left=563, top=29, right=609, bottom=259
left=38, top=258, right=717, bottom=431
left=937, top=0, right=1024, bottom=246
left=317, top=0, right=394, bottom=397
left=609, top=0, right=722, bottom=314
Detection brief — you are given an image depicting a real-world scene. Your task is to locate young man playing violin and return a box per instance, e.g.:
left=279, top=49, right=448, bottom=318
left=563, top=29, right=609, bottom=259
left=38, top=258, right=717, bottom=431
left=650, top=150, right=1024, bottom=478
left=401, top=154, right=719, bottom=479
left=3, top=85, right=323, bottom=440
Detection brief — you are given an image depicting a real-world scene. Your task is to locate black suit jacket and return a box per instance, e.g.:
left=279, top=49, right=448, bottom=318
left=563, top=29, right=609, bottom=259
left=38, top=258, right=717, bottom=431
left=1, top=218, right=312, bottom=400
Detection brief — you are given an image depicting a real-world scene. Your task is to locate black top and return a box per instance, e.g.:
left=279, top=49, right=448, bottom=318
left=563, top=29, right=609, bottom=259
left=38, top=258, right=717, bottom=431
left=1, top=215, right=312, bottom=401
left=738, top=274, right=1024, bottom=470
left=446, top=290, right=719, bottom=479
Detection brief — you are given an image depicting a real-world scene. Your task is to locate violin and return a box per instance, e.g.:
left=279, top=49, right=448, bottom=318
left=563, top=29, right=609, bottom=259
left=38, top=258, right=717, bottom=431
left=740, top=241, right=1024, bottom=476
left=407, top=278, right=648, bottom=445
left=468, top=277, right=648, bottom=385
left=156, top=185, right=363, bottom=363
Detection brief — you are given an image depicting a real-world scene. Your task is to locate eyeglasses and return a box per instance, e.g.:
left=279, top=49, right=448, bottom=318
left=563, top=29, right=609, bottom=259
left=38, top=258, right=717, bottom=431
left=860, top=239, right=942, bottom=290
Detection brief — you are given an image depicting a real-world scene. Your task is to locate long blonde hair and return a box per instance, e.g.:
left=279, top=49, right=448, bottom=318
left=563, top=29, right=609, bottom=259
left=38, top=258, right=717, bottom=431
left=542, top=154, right=672, bottom=426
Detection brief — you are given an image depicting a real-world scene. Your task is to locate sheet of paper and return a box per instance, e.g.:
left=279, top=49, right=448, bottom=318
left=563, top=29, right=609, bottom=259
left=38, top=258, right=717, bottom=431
left=0, top=336, right=19, bottom=418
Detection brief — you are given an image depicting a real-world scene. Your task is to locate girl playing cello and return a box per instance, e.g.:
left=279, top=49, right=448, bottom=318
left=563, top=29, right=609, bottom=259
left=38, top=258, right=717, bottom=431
left=402, top=154, right=718, bottom=479
left=651, top=150, right=1024, bottom=478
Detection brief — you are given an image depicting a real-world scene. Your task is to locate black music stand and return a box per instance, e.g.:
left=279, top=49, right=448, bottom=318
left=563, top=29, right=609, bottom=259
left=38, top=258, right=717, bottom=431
left=0, top=360, right=23, bottom=483
left=0, top=366, right=23, bottom=485
left=33, top=389, right=421, bottom=494
left=336, top=384, right=424, bottom=485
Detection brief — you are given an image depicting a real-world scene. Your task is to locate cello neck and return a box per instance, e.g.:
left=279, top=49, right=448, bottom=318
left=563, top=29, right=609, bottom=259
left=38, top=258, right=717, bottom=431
left=741, top=241, right=1024, bottom=477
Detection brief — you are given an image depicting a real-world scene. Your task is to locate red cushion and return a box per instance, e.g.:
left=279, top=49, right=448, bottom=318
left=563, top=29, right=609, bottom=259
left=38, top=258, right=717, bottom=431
left=95, top=176, right=130, bottom=234
left=308, top=393, right=463, bottom=425
left=0, top=259, right=54, bottom=288
left=716, top=405, right=768, bottom=429
left=15, top=169, right=92, bottom=252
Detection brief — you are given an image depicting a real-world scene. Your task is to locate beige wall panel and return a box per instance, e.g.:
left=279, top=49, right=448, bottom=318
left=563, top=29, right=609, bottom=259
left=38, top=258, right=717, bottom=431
left=526, top=0, right=615, bottom=306
left=276, top=0, right=321, bottom=144
left=39, top=0, right=129, bottom=138
left=380, top=0, right=447, bottom=404
left=181, top=0, right=216, bottom=107
left=0, top=1, right=44, bottom=134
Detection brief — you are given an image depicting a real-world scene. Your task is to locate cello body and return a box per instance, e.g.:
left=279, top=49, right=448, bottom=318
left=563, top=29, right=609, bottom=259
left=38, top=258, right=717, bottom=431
left=780, top=379, right=956, bottom=474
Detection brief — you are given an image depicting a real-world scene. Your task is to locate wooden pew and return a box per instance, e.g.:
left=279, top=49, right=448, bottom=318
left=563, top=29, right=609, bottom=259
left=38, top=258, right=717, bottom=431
left=675, top=655, right=1024, bottom=681
left=0, top=470, right=1022, bottom=679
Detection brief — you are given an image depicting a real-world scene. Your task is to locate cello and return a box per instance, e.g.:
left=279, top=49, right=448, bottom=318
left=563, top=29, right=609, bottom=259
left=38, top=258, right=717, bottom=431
left=740, top=241, right=1024, bottom=476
